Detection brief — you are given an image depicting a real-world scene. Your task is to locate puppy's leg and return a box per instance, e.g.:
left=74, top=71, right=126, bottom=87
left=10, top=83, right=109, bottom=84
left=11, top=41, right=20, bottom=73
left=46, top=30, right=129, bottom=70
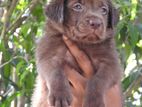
left=36, top=35, right=72, bottom=107
left=83, top=62, right=121, bottom=107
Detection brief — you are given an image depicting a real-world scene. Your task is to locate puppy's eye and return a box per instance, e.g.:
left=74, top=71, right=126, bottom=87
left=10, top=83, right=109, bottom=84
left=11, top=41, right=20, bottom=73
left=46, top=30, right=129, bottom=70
left=72, top=3, right=84, bottom=12
left=101, top=6, right=108, bottom=15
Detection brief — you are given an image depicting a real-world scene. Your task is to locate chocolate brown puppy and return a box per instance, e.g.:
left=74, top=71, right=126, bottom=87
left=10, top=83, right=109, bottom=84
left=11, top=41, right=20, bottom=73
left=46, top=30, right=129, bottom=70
left=32, top=0, right=122, bottom=107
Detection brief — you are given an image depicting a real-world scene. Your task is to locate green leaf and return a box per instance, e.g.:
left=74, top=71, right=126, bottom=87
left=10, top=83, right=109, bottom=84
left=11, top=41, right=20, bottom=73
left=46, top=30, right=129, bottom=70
left=128, top=23, right=139, bottom=49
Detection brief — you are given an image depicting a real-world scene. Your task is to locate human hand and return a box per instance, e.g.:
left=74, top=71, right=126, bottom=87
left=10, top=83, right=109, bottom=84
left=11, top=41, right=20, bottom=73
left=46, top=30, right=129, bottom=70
left=63, top=36, right=123, bottom=107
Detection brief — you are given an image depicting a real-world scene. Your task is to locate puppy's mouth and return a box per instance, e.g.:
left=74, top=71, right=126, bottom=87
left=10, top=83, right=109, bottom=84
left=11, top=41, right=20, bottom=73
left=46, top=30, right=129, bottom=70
left=70, top=22, right=106, bottom=44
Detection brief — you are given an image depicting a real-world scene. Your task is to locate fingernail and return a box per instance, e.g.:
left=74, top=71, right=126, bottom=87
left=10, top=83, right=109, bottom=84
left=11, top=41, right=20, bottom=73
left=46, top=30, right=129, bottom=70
left=63, top=35, right=68, bottom=40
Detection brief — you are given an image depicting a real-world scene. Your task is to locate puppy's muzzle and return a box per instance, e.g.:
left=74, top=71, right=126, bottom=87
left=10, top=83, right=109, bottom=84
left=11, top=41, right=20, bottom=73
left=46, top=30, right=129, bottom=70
left=85, top=16, right=102, bottom=30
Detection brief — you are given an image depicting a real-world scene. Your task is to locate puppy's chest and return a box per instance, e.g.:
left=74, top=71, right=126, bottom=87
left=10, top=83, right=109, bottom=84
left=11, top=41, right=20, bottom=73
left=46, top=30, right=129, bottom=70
left=64, top=45, right=110, bottom=74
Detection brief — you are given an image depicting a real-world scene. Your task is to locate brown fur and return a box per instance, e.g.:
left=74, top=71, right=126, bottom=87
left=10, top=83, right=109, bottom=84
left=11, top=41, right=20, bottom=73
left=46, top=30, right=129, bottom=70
left=31, top=0, right=122, bottom=107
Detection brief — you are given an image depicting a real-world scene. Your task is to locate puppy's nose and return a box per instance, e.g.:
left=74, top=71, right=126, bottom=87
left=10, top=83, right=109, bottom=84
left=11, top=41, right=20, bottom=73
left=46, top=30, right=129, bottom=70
left=86, top=17, right=102, bottom=29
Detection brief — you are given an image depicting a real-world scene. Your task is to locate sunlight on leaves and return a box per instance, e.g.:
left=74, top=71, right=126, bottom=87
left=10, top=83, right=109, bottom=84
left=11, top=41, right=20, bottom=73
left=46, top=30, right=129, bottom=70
left=130, top=0, right=138, bottom=20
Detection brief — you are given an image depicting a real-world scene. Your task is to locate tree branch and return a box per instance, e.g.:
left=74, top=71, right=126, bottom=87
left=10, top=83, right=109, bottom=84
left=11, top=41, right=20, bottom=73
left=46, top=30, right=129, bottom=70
left=125, top=68, right=142, bottom=97
left=9, top=16, right=28, bottom=34
left=8, top=0, right=40, bottom=34
left=0, top=56, right=26, bottom=68
left=1, top=0, right=19, bottom=39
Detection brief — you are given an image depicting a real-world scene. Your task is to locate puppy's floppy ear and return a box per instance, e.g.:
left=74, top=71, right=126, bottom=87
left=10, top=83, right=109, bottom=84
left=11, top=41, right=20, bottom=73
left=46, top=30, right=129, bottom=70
left=45, top=0, right=64, bottom=23
left=108, top=1, right=119, bottom=28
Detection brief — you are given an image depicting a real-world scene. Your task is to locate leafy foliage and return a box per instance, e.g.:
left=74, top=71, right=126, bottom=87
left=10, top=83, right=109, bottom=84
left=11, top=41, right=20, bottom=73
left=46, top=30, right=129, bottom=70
left=0, top=0, right=142, bottom=107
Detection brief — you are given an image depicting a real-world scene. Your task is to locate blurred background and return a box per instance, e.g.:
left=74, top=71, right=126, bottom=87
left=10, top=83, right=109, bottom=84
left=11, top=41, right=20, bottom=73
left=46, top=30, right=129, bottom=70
left=0, top=0, right=142, bottom=107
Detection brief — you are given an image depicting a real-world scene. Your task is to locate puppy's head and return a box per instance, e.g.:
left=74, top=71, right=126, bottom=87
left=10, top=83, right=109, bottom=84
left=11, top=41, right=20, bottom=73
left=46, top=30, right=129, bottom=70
left=45, top=0, right=119, bottom=44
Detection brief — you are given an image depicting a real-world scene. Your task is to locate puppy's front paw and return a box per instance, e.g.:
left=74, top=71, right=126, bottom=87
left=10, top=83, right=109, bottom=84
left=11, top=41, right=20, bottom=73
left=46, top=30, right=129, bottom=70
left=48, top=90, right=72, bottom=107
left=48, top=83, right=72, bottom=107
left=83, top=94, right=105, bottom=107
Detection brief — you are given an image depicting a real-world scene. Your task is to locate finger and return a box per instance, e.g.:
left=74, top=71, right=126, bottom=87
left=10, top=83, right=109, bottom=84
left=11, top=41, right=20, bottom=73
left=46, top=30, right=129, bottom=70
left=105, top=85, right=123, bottom=107
left=63, top=36, right=93, bottom=78
left=71, top=86, right=77, bottom=96
left=71, top=84, right=84, bottom=97
left=64, top=64, right=86, bottom=89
